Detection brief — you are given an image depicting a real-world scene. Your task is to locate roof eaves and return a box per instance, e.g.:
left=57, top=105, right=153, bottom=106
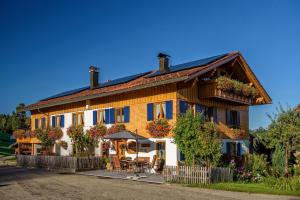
left=23, top=76, right=188, bottom=111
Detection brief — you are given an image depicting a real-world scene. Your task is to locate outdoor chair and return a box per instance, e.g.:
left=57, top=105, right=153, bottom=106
left=144, top=155, right=157, bottom=174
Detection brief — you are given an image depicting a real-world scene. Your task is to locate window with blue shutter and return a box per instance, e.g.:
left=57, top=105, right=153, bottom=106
left=179, top=100, right=188, bottom=114
left=213, top=108, right=218, bottom=123
left=35, top=119, right=39, bottom=129
left=51, top=116, right=56, bottom=127
left=166, top=100, right=173, bottom=119
left=93, top=110, right=97, bottom=125
left=226, top=142, right=231, bottom=155
left=109, top=108, right=115, bottom=124
left=147, top=103, right=153, bottom=121
left=105, top=109, right=110, bottom=124
left=60, top=115, right=64, bottom=128
left=41, top=118, right=46, bottom=129
left=124, top=106, right=130, bottom=123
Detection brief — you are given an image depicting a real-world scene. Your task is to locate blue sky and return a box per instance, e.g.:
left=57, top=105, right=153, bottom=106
left=0, top=0, right=299, bottom=129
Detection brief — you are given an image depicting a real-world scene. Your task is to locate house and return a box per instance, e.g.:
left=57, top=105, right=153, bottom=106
left=18, top=51, right=271, bottom=166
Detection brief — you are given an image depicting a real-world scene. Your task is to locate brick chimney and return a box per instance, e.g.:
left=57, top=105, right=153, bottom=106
left=158, top=53, right=170, bottom=72
left=89, top=66, right=99, bottom=89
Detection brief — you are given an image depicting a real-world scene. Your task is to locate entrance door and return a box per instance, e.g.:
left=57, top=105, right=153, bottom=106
left=156, top=141, right=166, bottom=160
left=116, top=140, right=126, bottom=159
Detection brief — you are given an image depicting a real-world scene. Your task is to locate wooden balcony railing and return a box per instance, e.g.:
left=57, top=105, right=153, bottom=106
left=16, top=137, right=40, bottom=144
left=199, top=81, right=253, bottom=105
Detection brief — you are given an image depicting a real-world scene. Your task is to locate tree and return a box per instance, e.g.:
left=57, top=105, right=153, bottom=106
left=173, top=110, right=222, bottom=166
left=265, top=105, right=300, bottom=176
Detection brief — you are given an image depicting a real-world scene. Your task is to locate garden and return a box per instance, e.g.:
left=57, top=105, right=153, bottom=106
left=173, top=105, right=300, bottom=196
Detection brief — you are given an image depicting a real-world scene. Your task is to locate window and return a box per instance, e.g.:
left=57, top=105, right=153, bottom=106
left=115, top=108, right=124, bottom=123
left=72, top=112, right=84, bottom=126
left=226, top=142, right=241, bottom=157
left=226, top=110, right=240, bottom=128
left=153, top=102, right=166, bottom=119
left=41, top=118, right=46, bottom=129
left=97, top=110, right=106, bottom=124
left=204, top=107, right=215, bottom=122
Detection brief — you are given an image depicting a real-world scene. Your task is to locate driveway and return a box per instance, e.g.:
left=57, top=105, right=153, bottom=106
left=0, top=166, right=299, bottom=200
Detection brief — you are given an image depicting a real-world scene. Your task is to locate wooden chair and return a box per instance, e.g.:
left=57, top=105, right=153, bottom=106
left=144, top=155, right=157, bottom=173
left=111, top=155, right=121, bottom=170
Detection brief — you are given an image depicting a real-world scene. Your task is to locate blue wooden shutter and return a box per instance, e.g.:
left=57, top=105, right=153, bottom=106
left=237, top=142, right=241, bottom=156
left=35, top=119, right=38, bottom=129
left=147, top=103, right=153, bottom=121
left=124, top=106, right=130, bottom=123
left=226, top=142, right=231, bottom=155
left=237, top=111, right=241, bottom=127
left=226, top=109, right=230, bottom=125
left=93, top=110, right=97, bottom=125
left=105, top=109, right=110, bottom=124
left=109, top=108, right=115, bottom=124
left=213, top=108, right=218, bottom=123
left=41, top=118, right=45, bottom=129
left=51, top=116, right=55, bottom=127
left=179, top=100, right=188, bottom=114
left=166, top=100, right=173, bottom=119
left=195, top=104, right=204, bottom=113
left=60, top=115, right=64, bottom=127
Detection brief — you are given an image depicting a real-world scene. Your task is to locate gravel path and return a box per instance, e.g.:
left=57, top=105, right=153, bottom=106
left=0, top=166, right=299, bottom=200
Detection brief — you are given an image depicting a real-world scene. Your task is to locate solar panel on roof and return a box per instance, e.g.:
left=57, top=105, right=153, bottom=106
left=146, top=53, right=228, bottom=78
left=39, top=71, right=151, bottom=101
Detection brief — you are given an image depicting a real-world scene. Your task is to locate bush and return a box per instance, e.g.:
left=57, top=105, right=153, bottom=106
left=271, top=145, right=285, bottom=177
left=237, top=154, right=268, bottom=182
left=264, top=176, right=300, bottom=191
left=87, top=124, right=107, bottom=138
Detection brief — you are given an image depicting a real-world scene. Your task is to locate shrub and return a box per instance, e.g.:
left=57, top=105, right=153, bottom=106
left=240, top=154, right=268, bottom=182
left=107, top=124, right=126, bottom=135
left=146, top=119, right=171, bottom=138
left=271, top=145, right=285, bottom=177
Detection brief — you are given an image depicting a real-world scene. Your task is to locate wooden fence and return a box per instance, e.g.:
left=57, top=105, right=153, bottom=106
left=16, top=155, right=105, bottom=172
left=163, top=165, right=232, bottom=184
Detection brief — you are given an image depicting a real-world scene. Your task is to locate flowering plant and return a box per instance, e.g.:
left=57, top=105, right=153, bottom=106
left=146, top=119, right=171, bottom=138
left=87, top=124, right=107, bottom=139
left=13, top=129, right=34, bottom=138
left=216, top=76, right=258, bottom=97
left=102, top=141, right=110, bottom=151
left=48, top=127, right=63, bottom=141
left=107, top=124, right=126, bottom=135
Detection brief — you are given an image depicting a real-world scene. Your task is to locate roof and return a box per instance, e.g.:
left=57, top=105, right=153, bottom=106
left=297, top=104, right=300, bottom=111
left=24, top=51, right=271, bottom=111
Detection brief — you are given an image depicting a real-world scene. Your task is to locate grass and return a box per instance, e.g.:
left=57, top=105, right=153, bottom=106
left=188, top=182, right=300, bottom=196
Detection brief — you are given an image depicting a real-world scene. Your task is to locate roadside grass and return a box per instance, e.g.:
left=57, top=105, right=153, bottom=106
left=187, top=182, right=300, bottom=196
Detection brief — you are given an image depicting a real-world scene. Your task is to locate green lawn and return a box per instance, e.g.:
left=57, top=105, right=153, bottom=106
left=188, top=182, right=300, bottom=196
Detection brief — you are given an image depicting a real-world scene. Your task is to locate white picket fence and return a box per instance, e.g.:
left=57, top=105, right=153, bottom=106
left=163, top=165, right=232, bottom=184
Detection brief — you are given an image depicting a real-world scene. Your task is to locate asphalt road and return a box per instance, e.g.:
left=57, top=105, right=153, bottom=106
left=0, top=166, right=299, bottom=200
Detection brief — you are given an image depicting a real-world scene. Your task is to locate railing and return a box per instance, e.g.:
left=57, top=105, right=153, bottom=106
left=199, top=81, right=253, bottom=105
left=163, top=165, right=232, bottom=184
left=16, top=155, right=105, bottom=172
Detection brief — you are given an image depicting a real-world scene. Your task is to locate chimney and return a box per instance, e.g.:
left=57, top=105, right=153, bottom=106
left=89, top=66, right=99, bottom=89
left=158, top=53, right=170, bottom=72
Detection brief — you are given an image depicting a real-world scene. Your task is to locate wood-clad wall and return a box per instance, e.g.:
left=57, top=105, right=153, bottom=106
left=31, top=84, right=178, bottom=138
left=177, top=81, right=249, bottom=139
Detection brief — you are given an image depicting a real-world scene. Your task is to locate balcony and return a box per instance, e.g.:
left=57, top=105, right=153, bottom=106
left=17, top=137, right=40, bottom=144
left=218, top=123, right=249, bottom=139
left=199, top=78, right=257, bottom=105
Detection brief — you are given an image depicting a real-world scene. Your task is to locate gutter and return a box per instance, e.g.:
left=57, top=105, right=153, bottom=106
left=23, top=76, right=188, bottom=111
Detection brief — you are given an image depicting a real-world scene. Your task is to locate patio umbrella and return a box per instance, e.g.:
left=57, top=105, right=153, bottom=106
left=104, top=130, right=146, bottom=173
